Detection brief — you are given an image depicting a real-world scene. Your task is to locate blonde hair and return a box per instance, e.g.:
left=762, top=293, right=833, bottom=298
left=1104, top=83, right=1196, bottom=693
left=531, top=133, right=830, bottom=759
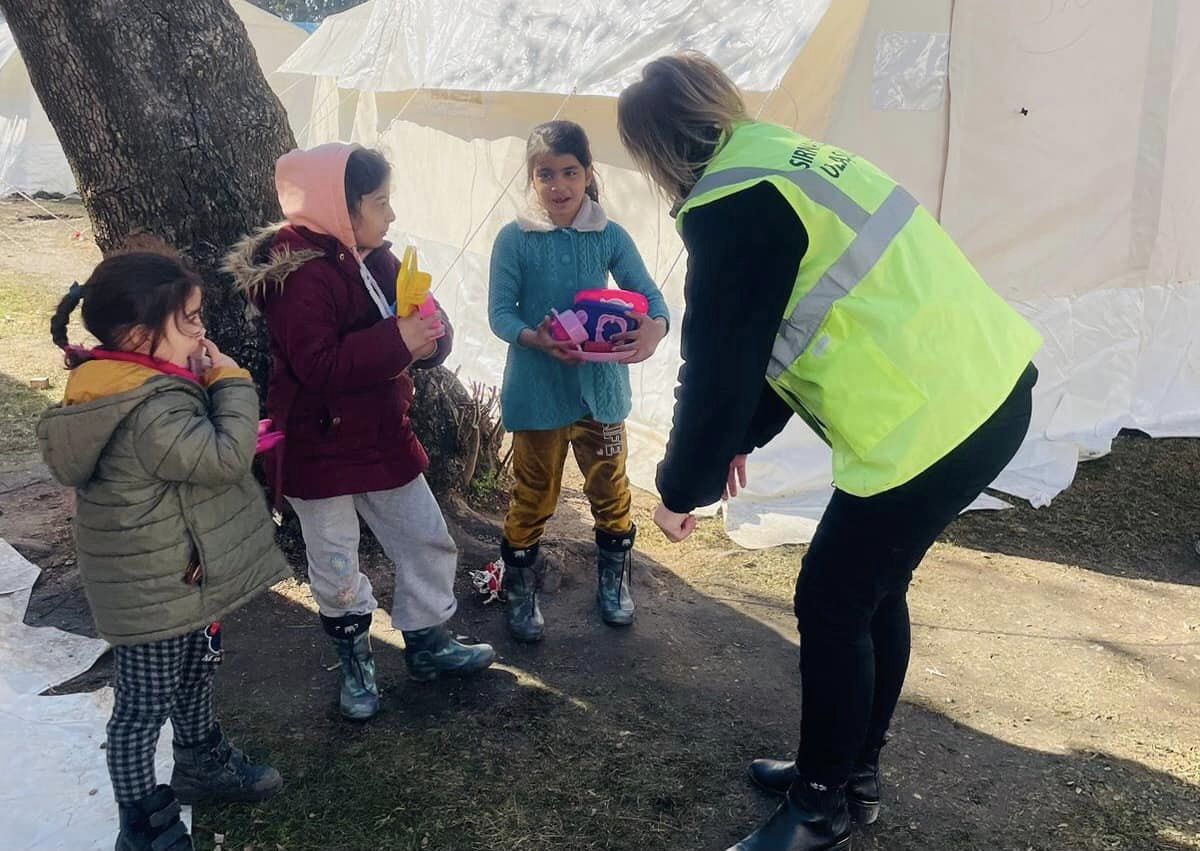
left=526, top=120, right=599, bottom=202
left=618, top=52, right=747, bottom=207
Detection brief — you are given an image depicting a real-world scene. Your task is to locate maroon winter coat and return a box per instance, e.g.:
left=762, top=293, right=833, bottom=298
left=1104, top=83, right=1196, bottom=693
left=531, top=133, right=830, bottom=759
left=227, top=224, right=451, bottom=499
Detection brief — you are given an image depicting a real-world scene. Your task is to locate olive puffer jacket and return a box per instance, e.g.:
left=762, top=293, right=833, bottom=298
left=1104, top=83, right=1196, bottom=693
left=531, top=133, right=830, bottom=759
left=38, top=355, right=290, bottom=646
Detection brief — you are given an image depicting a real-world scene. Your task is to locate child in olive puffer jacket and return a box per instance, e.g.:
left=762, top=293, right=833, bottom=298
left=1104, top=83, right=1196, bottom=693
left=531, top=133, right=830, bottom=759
left=39, top=243, right=289, bottom=851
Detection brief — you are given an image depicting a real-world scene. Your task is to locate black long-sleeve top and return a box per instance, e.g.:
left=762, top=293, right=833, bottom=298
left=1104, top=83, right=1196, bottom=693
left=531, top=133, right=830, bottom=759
left=655, top=181, right=810, bottom=514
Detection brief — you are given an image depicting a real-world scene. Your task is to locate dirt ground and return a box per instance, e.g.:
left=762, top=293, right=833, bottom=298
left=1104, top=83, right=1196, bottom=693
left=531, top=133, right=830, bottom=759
left=1, top=200, right=1197, bottom=850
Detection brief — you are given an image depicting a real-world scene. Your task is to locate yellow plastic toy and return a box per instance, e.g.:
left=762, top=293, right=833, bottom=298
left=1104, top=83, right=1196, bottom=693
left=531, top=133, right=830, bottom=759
left=394, top=246, right=434, bottom=318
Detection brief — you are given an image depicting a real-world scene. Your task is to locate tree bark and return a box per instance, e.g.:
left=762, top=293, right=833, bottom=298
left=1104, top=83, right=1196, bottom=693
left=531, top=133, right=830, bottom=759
left=1, top=0, right=503, bottom=501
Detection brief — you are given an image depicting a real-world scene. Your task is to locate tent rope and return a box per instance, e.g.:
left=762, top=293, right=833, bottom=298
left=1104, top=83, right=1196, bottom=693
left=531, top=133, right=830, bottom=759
left=1, top=184, right=88, bottom=240
left=0, top=225, right=27, bottom=250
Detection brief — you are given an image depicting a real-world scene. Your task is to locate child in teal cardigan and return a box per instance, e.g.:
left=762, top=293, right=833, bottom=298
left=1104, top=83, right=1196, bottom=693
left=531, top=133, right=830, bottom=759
left=488, top=120, right=669, bottom=642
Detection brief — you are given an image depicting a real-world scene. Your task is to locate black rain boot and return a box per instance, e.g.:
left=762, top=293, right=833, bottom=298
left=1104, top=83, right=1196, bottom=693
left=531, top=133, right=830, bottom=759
left=596, top=526, right=636, bottom=626
left=169, top=726, right=283, bottom=805
left=115, top=785, right=193, bottom=851
left=725, top=780, right=852, bottom=851
left=501, top=540, right=545, bottom=643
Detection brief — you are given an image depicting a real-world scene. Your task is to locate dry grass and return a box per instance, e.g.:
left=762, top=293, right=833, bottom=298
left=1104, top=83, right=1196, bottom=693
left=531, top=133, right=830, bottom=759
left=0, top=199, right=97, bottom=467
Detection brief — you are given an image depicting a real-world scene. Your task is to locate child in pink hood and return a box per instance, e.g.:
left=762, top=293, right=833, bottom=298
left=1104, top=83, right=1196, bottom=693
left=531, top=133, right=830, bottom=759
left=226, top=144, right=494, bottom=720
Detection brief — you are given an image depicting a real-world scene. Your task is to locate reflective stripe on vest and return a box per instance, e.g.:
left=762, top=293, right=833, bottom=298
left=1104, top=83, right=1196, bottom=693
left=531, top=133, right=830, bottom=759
left=683, top=165, right=918, bottom=379
left=687, top=165, right=870, bottom=231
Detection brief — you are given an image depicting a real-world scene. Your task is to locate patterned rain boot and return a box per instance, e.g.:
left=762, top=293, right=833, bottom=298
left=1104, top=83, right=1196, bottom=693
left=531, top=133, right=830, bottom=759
left=402, top=623, right=496, bottom=682
left=501, top=540, right=545, bottom=643
left=596, top=526, right=636, bottom=626
left=322, top=613, right=380, bottom=720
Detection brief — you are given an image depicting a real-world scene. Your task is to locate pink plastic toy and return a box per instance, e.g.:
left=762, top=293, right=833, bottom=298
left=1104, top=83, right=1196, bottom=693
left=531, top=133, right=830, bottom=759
left=256, top=419, right=287, bottom=523
left=547, top=289, right=649, bottom=362
left=548, top=308, right=589, bottom=345
left=256, top=419, right=286, bottom=455
left=415, top=295, right=446, bottom=338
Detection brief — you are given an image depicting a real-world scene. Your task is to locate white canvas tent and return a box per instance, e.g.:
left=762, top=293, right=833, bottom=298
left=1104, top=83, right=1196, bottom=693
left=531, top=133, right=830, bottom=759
left=280, top=0, right=1200, bottom=548
left=0, top=0, right=315, bottom=195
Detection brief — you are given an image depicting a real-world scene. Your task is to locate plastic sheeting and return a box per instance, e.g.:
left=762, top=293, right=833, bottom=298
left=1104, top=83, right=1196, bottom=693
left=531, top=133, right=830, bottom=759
left=0, top=0, right=313, bottom=194
left=0, top=539, right=184, bottom=849
left=280, top=0, right=833, bottom=96
left=2, top=686, right=185, bottom=851
left=0, top=539, right=108, bottom=696
left=0, top=24, right=74, bottom=195
left=871, top=31, right=948, bottom=111
left=283, top=0, right=1200, bottom=547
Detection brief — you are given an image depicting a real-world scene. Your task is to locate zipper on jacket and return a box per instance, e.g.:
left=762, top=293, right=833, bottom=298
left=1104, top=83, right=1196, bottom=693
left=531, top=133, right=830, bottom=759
left=178, top=492, right=207, bottom=587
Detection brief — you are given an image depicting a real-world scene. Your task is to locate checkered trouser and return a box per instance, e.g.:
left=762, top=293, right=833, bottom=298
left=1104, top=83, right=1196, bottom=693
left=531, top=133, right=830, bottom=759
left=107, top=628, right=219, bottom=803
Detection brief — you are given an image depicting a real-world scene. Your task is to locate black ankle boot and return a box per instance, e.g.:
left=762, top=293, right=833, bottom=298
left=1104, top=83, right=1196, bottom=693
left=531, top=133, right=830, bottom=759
left=749, top=757, right=796, bottom=795
left=170, top=727, right=283, bottom=805
left=846, top=744, right=882, bottom=826
left=749, top=748, right=884, bottom=826
left=115, top=785, right=193, bottom=851
left=726, top=780, right=852, bottom=851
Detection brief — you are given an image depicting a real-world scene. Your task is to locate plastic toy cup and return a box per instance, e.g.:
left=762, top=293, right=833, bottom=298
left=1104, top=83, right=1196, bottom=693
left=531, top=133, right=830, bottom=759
left=549, top=308, right=589, bottom=344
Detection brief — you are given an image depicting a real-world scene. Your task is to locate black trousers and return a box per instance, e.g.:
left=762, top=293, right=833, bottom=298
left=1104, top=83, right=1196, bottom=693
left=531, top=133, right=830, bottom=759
left=793, top=364, right=1037, bottom=786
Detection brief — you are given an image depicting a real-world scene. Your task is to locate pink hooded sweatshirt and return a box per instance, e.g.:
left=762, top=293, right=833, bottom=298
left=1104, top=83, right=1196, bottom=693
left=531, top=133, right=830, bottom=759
left=276, top=143, right=360, bottom=257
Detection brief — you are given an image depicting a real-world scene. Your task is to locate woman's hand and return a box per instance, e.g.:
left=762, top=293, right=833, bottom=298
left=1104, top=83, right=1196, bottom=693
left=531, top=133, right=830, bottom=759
left=654, top=502, right=697, bottom=543
left=520, top=317, right=582, bottom=365
left=613, top=313, right=667, bottom=364
left=724, top=454, right=749, bottom=500
left=397, top=313, right=442, bottom=361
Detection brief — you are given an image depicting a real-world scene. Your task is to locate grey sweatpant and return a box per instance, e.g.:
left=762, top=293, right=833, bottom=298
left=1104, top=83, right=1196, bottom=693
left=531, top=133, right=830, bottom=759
left=288, top=475, right=458, bottom=631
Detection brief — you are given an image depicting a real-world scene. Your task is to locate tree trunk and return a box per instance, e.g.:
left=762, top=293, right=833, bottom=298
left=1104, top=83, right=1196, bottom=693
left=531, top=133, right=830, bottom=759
left=0, top=0, right=291, bottom=381
left=1, top=0, right=502, bottom=502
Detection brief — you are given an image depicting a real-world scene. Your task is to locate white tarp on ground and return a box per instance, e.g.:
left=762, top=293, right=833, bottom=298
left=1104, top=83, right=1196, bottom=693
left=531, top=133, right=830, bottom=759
left=0, top=0, right=315, bottom=195
left=279, top=0, right=1200, bottom=548
left=1, top=685, right=186, bottom=851
left=0, top=538, right=183, bottom=849
left=0, top=538, right=107, bottom=695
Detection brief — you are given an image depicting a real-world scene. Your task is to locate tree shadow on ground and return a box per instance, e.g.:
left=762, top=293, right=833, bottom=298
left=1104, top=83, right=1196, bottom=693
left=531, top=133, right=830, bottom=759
left=194, top=496, right=1200, bottom=851
left=945, top=434, right=1200, bottom=587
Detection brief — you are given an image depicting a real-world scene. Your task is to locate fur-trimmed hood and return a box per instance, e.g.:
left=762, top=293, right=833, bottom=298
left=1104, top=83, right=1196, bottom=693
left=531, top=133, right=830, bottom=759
left=222, top=222, right=323, bottom=307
